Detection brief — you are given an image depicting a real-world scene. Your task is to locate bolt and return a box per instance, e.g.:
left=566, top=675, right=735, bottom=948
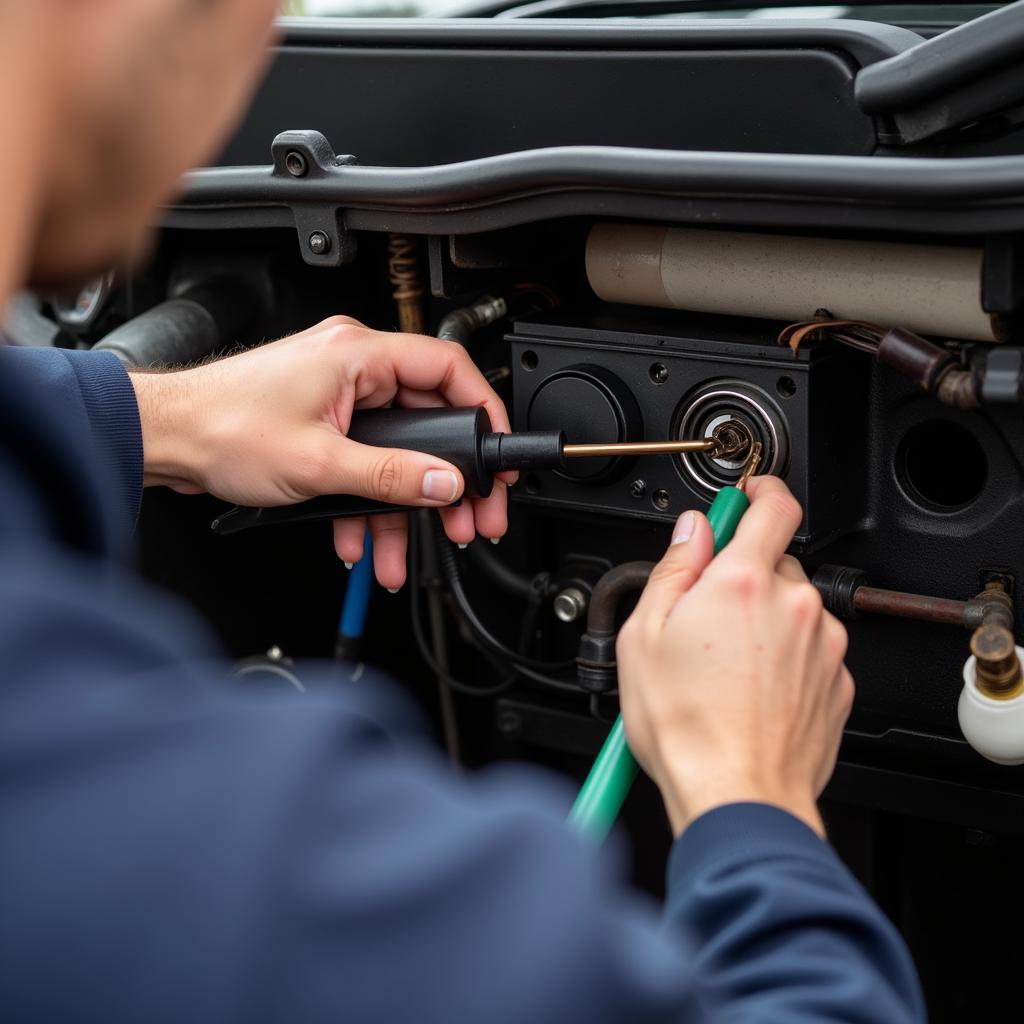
left=285, top=150, right=308, bottom=177
left=965, top=828, right=996, bottom=849
left=267, top=645, right=284, bottom=662
left=497, top=710, right=522, bottom=738
left=629, top=479, right=647, bottom=500
left=652, top=488, right=671, bottom=511
left=553, top=587, right=588, bottom=624
left=308, top=231, right=331, bottom=256
left=649, top=362, right=669, bottom=385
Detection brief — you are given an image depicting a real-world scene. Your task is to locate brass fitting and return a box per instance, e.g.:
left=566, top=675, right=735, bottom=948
left=971, top=624, right=1024, bottom=700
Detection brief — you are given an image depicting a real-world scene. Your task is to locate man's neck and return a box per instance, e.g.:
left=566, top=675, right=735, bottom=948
left=0, top=5, right=61, bottom=311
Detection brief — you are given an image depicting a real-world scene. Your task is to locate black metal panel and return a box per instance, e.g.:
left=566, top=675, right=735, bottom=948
left=217, top=20, right=900, bottom=168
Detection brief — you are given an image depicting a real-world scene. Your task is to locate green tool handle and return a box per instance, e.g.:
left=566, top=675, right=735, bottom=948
left=568, top=485, right=751, bottom=844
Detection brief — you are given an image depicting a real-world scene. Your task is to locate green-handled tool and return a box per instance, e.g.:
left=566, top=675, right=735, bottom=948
left=568, top=444, right=762, bottom=844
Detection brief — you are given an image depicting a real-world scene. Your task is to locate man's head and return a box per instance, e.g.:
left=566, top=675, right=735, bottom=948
left=26, top=0, right=279, bottom=289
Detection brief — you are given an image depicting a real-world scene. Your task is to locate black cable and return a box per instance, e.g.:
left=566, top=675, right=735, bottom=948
left=409, top=519, right=517, bottom=698
left=411, top=516, right=581, bottom=695
left=466, top=540, right=534, bottom=599
left=431, top=514, right=577, bottom=673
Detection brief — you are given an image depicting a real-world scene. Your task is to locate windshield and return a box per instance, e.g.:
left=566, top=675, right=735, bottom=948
left=281, top=0, right=1004, bottom=26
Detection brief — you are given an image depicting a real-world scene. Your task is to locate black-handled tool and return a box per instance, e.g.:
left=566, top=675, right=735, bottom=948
left=210, top=406, right=749, bottom=536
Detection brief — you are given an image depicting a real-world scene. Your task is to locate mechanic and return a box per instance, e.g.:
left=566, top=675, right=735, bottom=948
left=0, top=3, right=924, bottom=1022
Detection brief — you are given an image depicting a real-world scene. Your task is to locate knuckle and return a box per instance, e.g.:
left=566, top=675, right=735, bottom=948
left=789, top=581, right=824, bottom=623
left=367, top=453, right=404, bottom=501
left=324, top=314, right=362, bottom=330
left=719, top=561, right=766, bottom=601
left=825, top=615, right=849, bottom=662
left=838, top=670, right=856, bottom=714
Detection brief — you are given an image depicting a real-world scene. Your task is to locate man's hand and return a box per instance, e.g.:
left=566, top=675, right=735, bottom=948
left=131, top=316, right=515, bottom=588
left=616, top=476, right=853, bottom=838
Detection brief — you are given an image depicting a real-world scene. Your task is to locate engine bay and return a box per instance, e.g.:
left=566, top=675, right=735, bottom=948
left=15, top=10, right=1024, bottom=1018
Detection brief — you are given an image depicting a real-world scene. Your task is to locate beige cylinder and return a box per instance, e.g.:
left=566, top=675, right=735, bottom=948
left=586, top=223, right=995, bottom=342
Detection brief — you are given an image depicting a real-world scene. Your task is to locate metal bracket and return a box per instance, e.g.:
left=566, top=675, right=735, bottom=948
left=270, top=130, right=358, bottom=268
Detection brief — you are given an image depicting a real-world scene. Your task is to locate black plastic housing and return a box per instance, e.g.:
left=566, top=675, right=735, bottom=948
left=510, top=308, right=867, bottom=549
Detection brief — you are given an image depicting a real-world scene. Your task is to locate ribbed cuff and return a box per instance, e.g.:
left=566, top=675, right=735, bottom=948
left=667, top=802, right=834, bottom=897
left=60, top=349, right=144, bottom=535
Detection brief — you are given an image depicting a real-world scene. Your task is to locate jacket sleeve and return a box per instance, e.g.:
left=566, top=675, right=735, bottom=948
left=664, top=802, right=927, bottom=1022
left=2, top=347, right=143, bottom=536
left=0, top=539, right=926, bottom=1024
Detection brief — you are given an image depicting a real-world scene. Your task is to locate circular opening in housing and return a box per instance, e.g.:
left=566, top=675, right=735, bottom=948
left=521, top=350, right=539, bottom=371
left=673, top=380, right=789, bottom=495
left=649, top=362, right=669, bottom=385
left=898, top=420, right=987, bottom=511
left=776, top=376, right=797, bottom=399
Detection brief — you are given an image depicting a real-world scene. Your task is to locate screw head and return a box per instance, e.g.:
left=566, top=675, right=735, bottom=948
left=285, top=150, right=308, bottom=177
left=553, top=587, right=588, bottom=624
left=497, top=710, right=522, bottom=738
left=308, top=231, right=331, bottom=256
left=629, top=479, right=647, bottom=499
left=652, top=488, right=671, bottom=511
left=649, top=362, right=669, bottom=385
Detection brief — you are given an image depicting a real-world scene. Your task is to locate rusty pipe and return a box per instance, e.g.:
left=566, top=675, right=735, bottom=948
left=852, top=587, right=968, bottom=627
left=577, top=561, right=654, bottom=693
left=815, top=565, right=1015, bottom=631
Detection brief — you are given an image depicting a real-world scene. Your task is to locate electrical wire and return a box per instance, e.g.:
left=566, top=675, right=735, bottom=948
left=410, top=514, right=581, bottom=696
left=431, top=515, right=577, bottom=674
left=409, top=520, right=518, bottom=698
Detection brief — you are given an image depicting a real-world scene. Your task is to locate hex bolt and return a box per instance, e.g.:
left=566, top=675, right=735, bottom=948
left=649, top=362, right=669, bottom=385
left=553, top=587, right=588, bottom=624
left=652, top=488, right=671, bottom=511
left=629, top=479, right=647, bottom=500
left=285, top=150, right=308, bottom=177
left=308, top=231, right=331, bottom=256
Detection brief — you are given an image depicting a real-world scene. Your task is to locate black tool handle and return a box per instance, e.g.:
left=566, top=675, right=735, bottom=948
left=211, top=406, right=492, bottom=536
left=210, top=406, right=565, bottom=536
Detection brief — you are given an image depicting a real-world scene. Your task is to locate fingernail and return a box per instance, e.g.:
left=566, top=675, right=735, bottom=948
left=490, top=537, right=500, bottom=545
left=344, top=561, right=353, bottom=570
left=458, top=542, right=469, bottom=550
left=671, top=511, right=695, bottom=545
left=387, top=587, right=400, bottom=594
left=422, top=469, right=459, bottom=503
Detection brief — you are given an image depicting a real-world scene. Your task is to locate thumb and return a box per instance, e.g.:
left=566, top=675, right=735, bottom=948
left=319, top=437, right=466, bottom=507
left=633, top=510, right=715, bottom=626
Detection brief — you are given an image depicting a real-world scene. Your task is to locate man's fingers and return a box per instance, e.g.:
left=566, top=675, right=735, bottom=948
left=470, top=479, right=508, bottom=542
left=376, top=333, right=513, bottom=436
left=321, top=436, right=465, bottom=508
left=728, top=475, right=803, bottom=569
left=369, top=512, right=409, bottom=590
left=438, top=502, right=476, bottom=546
left=333, top=517, right=366, bottom=566
left=631, top=510, right=715, bottom=627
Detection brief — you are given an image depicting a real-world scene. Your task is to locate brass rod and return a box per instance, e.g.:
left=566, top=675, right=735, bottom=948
left=563, top=439, right=719, bottom=458
left=736, top=442, right=763, bottom=492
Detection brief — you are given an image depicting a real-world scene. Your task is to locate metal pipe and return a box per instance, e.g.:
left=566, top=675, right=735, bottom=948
left=852, top=586, right=968, bottom=627
left=585, top=562, right=656, bottom=638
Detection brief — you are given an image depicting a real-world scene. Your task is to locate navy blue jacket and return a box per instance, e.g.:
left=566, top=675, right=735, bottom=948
left=0, top=346, right=925, bottom=1023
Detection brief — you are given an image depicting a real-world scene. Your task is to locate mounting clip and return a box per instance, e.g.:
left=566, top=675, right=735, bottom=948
left=270, top=130, right=358, bottom=268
